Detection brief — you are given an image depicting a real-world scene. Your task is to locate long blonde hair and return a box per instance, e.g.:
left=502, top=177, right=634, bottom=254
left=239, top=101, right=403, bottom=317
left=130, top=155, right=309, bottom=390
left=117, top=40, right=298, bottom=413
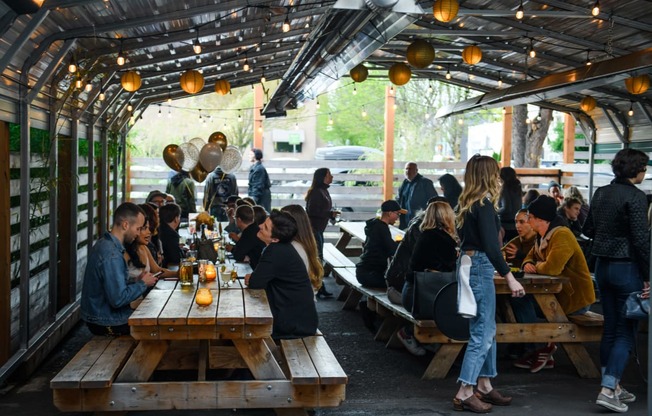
left=280, top=204, right=324, bottom=290
left=456, top=155, right=501, bottom=228
left=421, top=201, right=458, bottom=242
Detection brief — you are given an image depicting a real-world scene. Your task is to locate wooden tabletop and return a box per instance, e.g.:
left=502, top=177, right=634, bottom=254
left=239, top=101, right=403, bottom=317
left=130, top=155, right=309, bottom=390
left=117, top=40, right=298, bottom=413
left=493, top=273, right=567, bottom=295
left=128, top=278, right=273, bottom=340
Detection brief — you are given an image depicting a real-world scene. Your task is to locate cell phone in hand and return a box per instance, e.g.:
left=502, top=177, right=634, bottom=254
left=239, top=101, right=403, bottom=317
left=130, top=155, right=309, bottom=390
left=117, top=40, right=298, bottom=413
left=152, top=271, right=164, bottom=278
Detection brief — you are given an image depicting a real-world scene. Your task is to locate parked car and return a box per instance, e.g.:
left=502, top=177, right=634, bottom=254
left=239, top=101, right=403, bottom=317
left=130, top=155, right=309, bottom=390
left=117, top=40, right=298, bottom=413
left=314, top=145, right=382, bottom=161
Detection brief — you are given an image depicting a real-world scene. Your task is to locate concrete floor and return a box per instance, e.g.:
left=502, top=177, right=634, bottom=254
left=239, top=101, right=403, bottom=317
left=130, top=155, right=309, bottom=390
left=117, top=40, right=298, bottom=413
left=0, top=275, right=648, bottom=416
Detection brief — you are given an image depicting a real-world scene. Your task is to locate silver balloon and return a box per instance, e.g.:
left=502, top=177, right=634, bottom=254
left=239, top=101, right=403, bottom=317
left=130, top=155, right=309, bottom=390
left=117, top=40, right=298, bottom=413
left=220, top=146, right=242, bottom=174
left=189, top=137, right=206, bottom=152
left=199, top=142, right=223, bottom=172
left=178, top=142, right=200, bottom=171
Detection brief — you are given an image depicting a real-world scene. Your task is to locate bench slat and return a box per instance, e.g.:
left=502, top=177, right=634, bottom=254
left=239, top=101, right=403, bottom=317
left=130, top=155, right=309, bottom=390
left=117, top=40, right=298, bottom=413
left=568, top=311, right=604, bottom=327
left=80, top=336, right=136, bottom=388
left=280, top=339, right=320, bottom=384
left=302, top=336, right=348, bottom=385
left=50, top=337, right=113, bottom=389
left=323, top=243, right=356, bottom=269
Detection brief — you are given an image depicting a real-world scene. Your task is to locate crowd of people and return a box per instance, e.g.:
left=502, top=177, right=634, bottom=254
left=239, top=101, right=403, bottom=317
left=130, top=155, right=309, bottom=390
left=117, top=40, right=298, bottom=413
left=81, top=149, right=649, bottom=414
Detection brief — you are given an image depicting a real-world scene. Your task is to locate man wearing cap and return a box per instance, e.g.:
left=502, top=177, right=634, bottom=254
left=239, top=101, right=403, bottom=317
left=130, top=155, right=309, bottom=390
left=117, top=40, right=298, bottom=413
left=355, top=200, right=406, bottom=288
left=396, top=162, right=438, bottom=230
left=547, top=181, right=564, bottom=206
left=511, top=195, right=595, bottom=373
left=146, top=190, right=167, bottom=208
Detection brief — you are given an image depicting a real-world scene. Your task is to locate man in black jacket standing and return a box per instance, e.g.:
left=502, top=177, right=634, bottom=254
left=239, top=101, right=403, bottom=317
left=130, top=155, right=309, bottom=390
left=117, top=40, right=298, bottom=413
left=248, top=148, right=272, bottom=212
left=397, top=162, right=437, bottom=229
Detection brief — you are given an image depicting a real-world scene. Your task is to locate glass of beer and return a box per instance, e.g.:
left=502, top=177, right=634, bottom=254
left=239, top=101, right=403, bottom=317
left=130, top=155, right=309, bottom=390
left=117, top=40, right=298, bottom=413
left=179, top=260, right=194, bottom=286
left=220, top=267, right=232, bottom=288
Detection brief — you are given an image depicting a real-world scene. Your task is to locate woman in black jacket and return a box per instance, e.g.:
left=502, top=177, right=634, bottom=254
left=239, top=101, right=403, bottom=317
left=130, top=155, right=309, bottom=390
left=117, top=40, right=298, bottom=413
left=583, top=148, right=650, bottom=412
left=498, top=167, right=522, bottom=244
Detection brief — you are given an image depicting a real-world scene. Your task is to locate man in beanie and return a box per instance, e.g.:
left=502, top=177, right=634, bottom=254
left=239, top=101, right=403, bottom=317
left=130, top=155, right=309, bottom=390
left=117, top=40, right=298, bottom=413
left=511, top=195, right=595, bottom=373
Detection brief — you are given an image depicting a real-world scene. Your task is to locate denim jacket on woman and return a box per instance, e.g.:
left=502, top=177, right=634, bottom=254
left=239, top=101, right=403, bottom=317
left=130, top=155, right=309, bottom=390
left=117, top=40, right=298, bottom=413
left=81, top=232, right=148, bottom=326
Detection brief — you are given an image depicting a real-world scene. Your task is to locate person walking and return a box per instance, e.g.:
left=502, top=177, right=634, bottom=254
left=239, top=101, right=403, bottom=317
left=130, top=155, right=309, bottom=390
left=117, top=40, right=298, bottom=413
left=583, top=148, right=650, bottom=413
left=453, top=154, right=524, bottom=413
left=166, top=171, right=196, bottom=221
left=397, top=162, right=438, bottom=229
left=305, top=168, right=338, bottom=298
left=248, top=148, right=272, bottom=212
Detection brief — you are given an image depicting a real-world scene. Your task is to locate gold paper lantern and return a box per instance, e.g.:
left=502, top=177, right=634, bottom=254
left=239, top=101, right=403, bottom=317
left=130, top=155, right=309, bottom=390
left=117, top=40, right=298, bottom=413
left=349, top=64, right=369, bottom=83
left=388, top=63, right=411, bottom=86
left=462, top=45, right=482, bottom=65
left=180, top=70, right=205, bottom=94
left=406, top=40, right=435, bottom=69
left=214, top=79, right=231, bottom=95
left=625, top=74, right=650, bottom=95
left=580, top=96, right=597, bottom=112
left=433, top=0, right=459, bottom=23
left=120, top=71, right=141, bottom=92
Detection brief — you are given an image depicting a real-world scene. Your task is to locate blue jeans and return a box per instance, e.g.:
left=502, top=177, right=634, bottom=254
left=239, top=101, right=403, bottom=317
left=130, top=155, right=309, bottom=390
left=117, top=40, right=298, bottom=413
left=458, top=252, right=498, bottom=385
left=595, top=258, right=643, bottom=390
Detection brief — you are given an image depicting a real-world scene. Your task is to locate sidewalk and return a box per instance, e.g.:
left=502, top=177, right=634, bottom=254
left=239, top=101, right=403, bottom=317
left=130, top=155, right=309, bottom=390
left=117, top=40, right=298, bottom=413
left=0, top=276, right=647, bottom=415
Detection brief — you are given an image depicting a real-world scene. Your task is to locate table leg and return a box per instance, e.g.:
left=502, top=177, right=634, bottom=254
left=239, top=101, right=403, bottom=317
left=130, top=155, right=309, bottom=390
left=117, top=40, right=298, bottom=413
left=115, top=340, right=169, bottom=382
left=198, top=340, right=208, bottom=381
left=334, top=232, right=352, bottom=253
left=232, top=339, right=286, bottom=379
left=422, top=344, right=464, bottom=380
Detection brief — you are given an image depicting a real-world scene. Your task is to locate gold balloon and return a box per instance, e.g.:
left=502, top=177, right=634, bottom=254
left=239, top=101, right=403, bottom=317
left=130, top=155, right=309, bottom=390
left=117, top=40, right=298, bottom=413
left=162, top=144, right=184, bottom=172
left=189, top=161, right=209, bottom=182
left=208, top=131, right=228, bottom=151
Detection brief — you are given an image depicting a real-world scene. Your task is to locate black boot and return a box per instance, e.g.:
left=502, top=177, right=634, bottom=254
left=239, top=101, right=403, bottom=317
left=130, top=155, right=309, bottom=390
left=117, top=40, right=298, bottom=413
left=317, top=284, right=333, bottom=298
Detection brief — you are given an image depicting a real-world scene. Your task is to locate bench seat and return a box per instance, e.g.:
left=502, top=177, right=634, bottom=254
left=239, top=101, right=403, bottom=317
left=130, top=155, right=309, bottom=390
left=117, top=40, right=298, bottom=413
left=568, top=310, right=604, bottom=326
left=323, top=242, right=356, bottom=277
left=280, top=336, right=348, bottom=385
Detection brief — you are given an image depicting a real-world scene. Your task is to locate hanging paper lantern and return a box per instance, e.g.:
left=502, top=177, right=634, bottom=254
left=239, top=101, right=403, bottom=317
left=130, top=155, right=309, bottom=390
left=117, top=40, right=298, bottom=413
left=462, top=45, right=482, bottom=65
left=388, top=63, right=411, bottom=86
left=120, top=71, right=141, bottom=92
left=406, top=40, right=435, bottom=69
left=625, top=74, right=650, bottom=95
left=214, top=79, right=231, bottom=95
left=180, top=70, right=205, bottom=94
left=349, top=64, right=369, bottom=83
left=433, top=0, right=459, bottom=22
left=580, top=96, right=597, bottom=112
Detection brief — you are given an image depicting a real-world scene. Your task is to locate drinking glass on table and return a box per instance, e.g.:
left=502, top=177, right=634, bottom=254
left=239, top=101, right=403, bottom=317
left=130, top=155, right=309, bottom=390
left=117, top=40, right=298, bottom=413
left=179, top=260, right=194, bottom=286
left=220, top=266, right=232, bottom=288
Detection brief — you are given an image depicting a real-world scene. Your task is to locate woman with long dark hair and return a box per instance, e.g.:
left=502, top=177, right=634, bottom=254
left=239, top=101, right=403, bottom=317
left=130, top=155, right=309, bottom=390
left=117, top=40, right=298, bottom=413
left=498, top=167, right=522, bottom=244
left=453, top=155, right=524, bottom=413
left=305, top=167, right=337, bottom=298
left=281, top=204, right=324, bottom=294
left=583, top=148, right=650, bottom=412
left=438, top=173, right=463, bottom=209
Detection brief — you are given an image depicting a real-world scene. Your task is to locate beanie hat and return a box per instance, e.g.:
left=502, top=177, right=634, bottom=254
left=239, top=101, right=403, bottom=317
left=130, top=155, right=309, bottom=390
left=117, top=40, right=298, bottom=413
left=381, top=200, right=407, bottom=214
left=527, top=195, right=557, bottom=222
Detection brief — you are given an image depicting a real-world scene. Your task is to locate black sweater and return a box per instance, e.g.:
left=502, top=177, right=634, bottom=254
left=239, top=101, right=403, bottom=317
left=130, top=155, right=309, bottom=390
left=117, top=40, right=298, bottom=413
left=459, top=199, right=510, bottom=276
left=357, top=218, right=399, bottom=273
left=408, top=228, right=458, bottom=283
left=248, top=243, right=318, bottom=339
left=230, top=223, right=265, bottom=269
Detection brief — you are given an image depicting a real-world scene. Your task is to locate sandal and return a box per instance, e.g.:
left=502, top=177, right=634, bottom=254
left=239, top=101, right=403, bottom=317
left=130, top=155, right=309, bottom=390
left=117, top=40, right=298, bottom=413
left=476, top=389, right=512, bottom=406
left=453, top=394, right=492, bottom=413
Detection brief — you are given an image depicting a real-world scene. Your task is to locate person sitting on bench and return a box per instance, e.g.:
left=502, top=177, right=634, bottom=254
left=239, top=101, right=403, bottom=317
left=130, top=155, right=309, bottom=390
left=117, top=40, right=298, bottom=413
left=226, top=204, right=265, bottom=268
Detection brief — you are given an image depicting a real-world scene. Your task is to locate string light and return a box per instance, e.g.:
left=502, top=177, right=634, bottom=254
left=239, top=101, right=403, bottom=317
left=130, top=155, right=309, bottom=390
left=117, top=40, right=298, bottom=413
left=425, top=113, right=430, bottom=119
left=198, top=109, right=202, bottom=121
left=68, top=56, right=77, bottom=73
left=525, top=117, right=531, bottom=124
left=282, top=12, right=291, bottom=32
left=352, top=85, right=357, bottom=95
left=158, top=104, right=162, bottom=117
left=238, top=110, right=242, bottom=121
left=117, top=41, right=125, bottom=66
left=75, top=77, right=82, bottom=89
left=497, top=72, right=503, bottom=88
left=127, top=101, right=133, bottom=112
left=628, top=102, right=634, bottom=117
left=167, top=107, right=172, bottom=118
left=389, top=85, right=394, bottom=94
left=516, top=0, right=524, bottom=20
left=193, top=30, right=202, bottom=54
left=362, top=107, right=367, bottom=117
left=98, top=80, right=105, bottom=101
left=243, top=57, right=250, bottom=72
left=445, top=69, right=452, bottom=80
left=294, top=122, right=299, bottom=130
left=458, top=119, right=464, bottom=125
left=428, top=83, right=433, bottom=93
left=84, top=81, right=92, bottom=92
left=328, top=113, right=334, bottom=125
left=585, top=50, right=592, bottom=66
left=528, top=39, right=536, bottom=58
left=316, top=98, right=320, bottom=109
left=591, top=0, right=600, bottom=17
left=261, top=72, right=266, bottom=83
left=167, top=90, right=172, bottom=103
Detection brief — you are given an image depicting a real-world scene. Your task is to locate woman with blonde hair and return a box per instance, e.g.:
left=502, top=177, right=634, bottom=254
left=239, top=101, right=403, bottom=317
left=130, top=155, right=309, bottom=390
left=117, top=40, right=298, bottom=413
left=453, top=155, right=524, bottom=413
left=281, top=204, right=324, bottom=293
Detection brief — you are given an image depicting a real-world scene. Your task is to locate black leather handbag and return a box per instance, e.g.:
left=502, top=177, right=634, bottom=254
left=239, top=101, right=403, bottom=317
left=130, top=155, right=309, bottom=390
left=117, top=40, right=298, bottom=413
left=412, top=270, right=456, bottom=320
left=625, top=291, right=649, bottom=320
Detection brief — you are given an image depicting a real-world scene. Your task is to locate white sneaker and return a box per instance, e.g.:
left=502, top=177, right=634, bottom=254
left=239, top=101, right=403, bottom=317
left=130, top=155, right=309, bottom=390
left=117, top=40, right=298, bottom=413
left=397, top=328, right=425, bottom=356
left=596, top=393, right=628, bottom=413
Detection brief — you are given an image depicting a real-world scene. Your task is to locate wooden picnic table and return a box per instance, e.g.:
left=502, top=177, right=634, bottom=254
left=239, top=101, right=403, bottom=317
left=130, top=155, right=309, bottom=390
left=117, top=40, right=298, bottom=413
left=413, top=274, right=602, bottom=379
left=335, top=220, right=405, bottom=257
left=52, top=272, right=346, bottom=414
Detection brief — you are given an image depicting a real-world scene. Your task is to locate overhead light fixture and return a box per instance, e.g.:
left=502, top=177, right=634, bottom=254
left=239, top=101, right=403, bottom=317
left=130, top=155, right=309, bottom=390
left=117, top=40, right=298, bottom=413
left=193, top=33, right=202, bottom=54
left=316, top=98, right=320, bottom=109
left=117, top=41, right=125, bottom=66
left=127, top=102, right=133, bottom=112
left=261, top=72, right=266, bottom=83
left=528, top=39, right=536, bottom=58
left=428, top=83, right=433, bottom=93
left=282, top=12, right=291, bottom=33
left=75, top=77, right=82, bottom=89
left=328, top=113, right=334, bottom=125
left=98, top=81, right=106, bottom=101
left=68, top=56, right=77, bottom=73
left=591, top=0, right=600, bottom=17
left=167, top=90, right=172, bottom=103
left=628, top=102, right=634, bottom=117
left=516, top=0, right=524, bottom=20
left=352, top=85, right=357, bottom=95
left=158, top=104, right=162, bottom=117
left=445, top=69, right=452, bottom=80
left=85, top=82, right=92, bottom=92
left=585, top=50, right=592, bottom=66
left=497, top=72, right=503, bottom=87
left=362, top=106, right=367, bottom=117
left=243, top=58, right=250, bottom=72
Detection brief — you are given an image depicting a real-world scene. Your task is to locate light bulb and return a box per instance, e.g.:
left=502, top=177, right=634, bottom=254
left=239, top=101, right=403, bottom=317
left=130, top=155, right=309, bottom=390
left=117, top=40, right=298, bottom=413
left=243, top=59, right=250, bottom=72
left=445, top=70, right=451, bottom=80
left=352, top=86, right=357, bottom=95
left=516, top=1, right=524, bottom=20
left=117, top=53, right=125, bottom=66
left=591, top=0, right=600, bottom=16
left=127, top=103, right=133, bottom=112
left=193, top=38, right=202, bottom=54
left=498, top=78, right=503, bottom=87
left=261, top=74, right=266, bottom=83
left=75, top=78, right=82, bottom=89
left=294, top=122, right=299, bottom=130
left=328, top=114, right=333, bottom=125
left=628, top=103, right=634, bottom=117
left=458, top=119, right=464, bottom=125
left=99, top=91, right=106, bottom=101
left=282, top=16, right=291, bottom=32
left=362, top=108, right=367, bottom=117
left=158, top=105, right=162, bottom=117
left=525, top=117, right=531, bottom=124
left=68, top=58, right=77, bottom=74
left=316, top=98, right=320, bottom=109
left=428, top=83, right=433, bottom=93
left=85, top=82, right=92, bottom=92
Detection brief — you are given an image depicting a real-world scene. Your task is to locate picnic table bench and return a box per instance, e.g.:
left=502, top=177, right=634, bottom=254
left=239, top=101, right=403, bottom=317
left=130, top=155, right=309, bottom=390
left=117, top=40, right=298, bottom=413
left=335, top=221, right=404, bottom=257
left=51, top=277, right=347, bottom=414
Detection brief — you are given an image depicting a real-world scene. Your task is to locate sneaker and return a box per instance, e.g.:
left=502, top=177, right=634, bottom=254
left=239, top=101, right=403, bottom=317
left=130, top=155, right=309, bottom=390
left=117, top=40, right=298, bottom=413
left=530, top=344, right=558, bottom=373
left=596, top=393, right=628, bottom=413
left=514, top=353, right=554, bottom=370
left=617, top=387, right=636, bottom=404
left=397, top=327, right=426, bottom=356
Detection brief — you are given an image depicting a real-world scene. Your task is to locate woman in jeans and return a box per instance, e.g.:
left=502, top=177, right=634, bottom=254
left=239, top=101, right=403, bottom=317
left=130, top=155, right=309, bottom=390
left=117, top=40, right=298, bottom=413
left=454, top=155, right=524, bottom=413
left=583, top=148, right=650, bottom=413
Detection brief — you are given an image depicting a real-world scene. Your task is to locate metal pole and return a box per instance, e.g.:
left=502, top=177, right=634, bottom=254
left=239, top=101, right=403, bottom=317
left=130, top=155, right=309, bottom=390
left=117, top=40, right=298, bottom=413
left=18, top=72, right=31, bottom=349
left=86, top=116, right=95, bottom=257
left=99, top=124, right=108, bottom=233
left=587, top=142, right=595, bottom=203
left=47, top=89, right=58, bottom=317
left=69, top=118, right=79, bottom=301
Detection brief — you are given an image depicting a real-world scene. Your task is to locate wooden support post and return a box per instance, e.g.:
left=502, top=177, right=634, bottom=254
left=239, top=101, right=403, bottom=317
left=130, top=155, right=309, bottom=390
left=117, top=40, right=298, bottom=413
left=253, top=85, right=264, bottom=149
left=0, top=121, right=9, bottom=364
left=383, top=86, right=396, bottom=201
left=563, top=113, right=575, bottom=164
left=501, top=107, right=512, bottom=167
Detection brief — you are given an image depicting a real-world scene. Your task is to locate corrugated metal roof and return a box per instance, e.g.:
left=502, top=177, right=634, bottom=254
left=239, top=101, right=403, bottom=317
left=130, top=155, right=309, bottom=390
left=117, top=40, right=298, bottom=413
left=0, top=0, right=650, bottom=131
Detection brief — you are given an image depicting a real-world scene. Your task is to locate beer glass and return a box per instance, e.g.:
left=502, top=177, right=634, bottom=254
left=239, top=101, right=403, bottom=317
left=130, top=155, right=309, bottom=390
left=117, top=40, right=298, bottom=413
left=179, top=260, right=194, bottom=286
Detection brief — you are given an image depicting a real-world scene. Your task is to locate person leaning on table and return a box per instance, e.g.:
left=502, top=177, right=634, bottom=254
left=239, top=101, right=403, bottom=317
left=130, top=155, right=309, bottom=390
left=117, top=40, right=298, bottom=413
left=245, top=210, right=318, bottom=339
left=513, top=195, right=595, bottom=373
left=81, top=202, right=158, bottom=336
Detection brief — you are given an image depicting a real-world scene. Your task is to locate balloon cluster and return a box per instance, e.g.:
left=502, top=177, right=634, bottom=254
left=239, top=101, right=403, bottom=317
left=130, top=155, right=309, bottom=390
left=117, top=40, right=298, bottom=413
left=162, top=131, right=243, bottom=182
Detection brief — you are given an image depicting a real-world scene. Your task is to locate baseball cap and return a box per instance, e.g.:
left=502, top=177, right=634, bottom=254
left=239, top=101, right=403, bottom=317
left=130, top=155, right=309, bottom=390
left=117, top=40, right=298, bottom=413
left=381, top=200, right=407, bottom=214
left=146, top=190, right=167, bottom=202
